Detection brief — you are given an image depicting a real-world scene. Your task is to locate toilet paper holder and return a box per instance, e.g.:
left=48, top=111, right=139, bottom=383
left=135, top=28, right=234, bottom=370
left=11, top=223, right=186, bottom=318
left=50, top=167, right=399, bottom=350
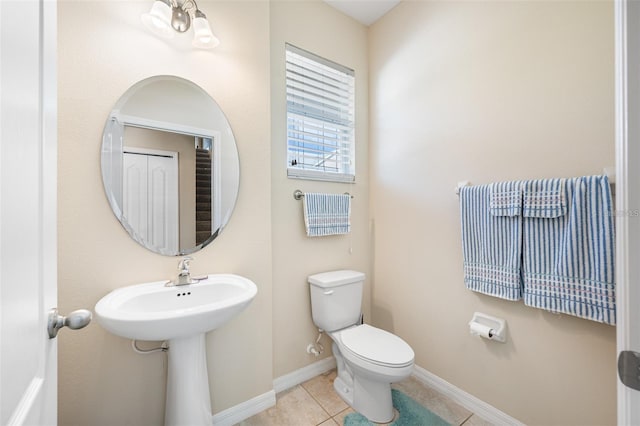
left=468, top=312, right=506, bottom=343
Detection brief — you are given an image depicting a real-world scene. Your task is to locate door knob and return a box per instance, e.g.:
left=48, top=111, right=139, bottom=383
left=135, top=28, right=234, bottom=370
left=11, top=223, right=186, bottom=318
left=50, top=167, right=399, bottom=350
left=47, top=308, right=92, bottom=339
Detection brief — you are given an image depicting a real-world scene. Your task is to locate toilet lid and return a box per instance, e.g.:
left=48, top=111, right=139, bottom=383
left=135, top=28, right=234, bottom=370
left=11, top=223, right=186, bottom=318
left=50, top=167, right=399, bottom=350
left=340, top=324, right=414, bottom=367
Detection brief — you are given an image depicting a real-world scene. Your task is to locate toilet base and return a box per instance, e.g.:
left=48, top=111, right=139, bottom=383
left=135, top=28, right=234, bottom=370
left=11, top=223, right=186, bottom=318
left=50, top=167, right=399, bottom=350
left=333, top=376, right=354, bottom=406
left=332, top=343, right=395, bottom=423
left=333, top=373, right=394, bottom=423
left=351, top=374, right=394, bottom=423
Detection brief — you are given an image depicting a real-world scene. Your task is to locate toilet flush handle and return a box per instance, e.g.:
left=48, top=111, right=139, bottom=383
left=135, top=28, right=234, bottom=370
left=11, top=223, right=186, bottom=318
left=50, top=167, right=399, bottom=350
left=323, top=290, right=334, bottom=295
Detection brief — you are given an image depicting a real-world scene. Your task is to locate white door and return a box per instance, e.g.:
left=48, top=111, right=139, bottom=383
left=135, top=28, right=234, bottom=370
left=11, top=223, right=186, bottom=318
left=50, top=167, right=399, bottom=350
left=123, top=148, right=179, bottom=254
left=0, top=0, right=58, bottom=424
left=123, top=152, right=150, bottom=240
left=616, top=0, right=640, bottom=423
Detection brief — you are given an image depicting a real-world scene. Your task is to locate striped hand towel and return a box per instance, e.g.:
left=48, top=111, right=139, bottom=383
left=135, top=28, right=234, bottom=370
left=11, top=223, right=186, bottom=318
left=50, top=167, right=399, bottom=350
left=522, top=176, right=616, bottom=325
left=522, top=178, right=567, bottom=218
left=460, top=181, right=523, bottom=301
left=303, top=193, right=351, bottom=237
left=490, top=181, right=523, bottom=217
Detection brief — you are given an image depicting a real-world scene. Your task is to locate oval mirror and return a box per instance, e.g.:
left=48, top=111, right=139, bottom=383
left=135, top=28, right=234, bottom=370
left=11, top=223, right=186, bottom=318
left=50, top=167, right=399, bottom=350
left=100, top=75, right=239, bottom=256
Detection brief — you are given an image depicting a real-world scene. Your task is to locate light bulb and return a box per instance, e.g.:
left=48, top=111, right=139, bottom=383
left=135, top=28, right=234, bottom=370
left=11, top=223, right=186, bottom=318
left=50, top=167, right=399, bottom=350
left=192, top=15, right=219, bottom=49
left=141, top=0, right=174, bottom=39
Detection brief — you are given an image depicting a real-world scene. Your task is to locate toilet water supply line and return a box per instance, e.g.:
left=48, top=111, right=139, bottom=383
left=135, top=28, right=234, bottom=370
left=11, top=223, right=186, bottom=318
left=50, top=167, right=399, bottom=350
left=307, top=330, right=324, bottom=357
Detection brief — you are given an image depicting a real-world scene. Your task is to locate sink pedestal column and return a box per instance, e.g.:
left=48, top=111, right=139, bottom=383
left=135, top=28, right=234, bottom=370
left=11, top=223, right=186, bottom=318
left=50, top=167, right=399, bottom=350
left=165, top=334, right=212, bottom=426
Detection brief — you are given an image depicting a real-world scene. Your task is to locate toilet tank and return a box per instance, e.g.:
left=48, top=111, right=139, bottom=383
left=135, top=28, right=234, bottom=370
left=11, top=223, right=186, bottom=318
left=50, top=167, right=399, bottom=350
left=308, top=270, right=365, bottom=332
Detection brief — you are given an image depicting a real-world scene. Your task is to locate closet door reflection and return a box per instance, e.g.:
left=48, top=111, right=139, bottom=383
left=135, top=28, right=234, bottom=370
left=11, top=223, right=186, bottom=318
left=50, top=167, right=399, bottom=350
left=123, top=147, right=179, bottom=255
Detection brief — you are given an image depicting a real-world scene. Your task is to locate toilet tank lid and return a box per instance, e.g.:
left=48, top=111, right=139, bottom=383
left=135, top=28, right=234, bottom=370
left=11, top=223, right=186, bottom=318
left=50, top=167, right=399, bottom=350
left=308, top=270, right=365, bottom=288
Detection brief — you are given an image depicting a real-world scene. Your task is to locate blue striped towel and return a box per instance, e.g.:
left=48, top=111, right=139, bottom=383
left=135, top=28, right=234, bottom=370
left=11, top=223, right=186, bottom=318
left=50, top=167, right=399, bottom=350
left=303, top=193, right=351, bottom=237
left=490, top=181, right=523, bottom=217
left=522, top=176, right=616, bottom=325
left=522, top=178, right=567, bottom=218
left=460, top=181, right=523, bottom=301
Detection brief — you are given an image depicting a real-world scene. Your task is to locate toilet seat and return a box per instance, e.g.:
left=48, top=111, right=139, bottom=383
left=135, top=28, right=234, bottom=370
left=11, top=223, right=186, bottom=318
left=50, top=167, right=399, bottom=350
left=338, top=324, right=414, bottom=368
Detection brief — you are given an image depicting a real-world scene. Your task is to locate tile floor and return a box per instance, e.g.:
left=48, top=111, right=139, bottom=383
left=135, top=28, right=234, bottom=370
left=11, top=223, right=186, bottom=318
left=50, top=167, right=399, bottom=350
left=238, top=370, right=492, bottom=426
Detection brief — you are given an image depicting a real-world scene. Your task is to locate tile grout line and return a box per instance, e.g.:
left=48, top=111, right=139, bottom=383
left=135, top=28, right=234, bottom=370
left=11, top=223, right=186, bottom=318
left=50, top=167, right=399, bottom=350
left=300, top=378, right=349, bottom=425
left=298, top=383, right=333, bottom=425
left=331, top=406, right=353, bottom=425
left=302, top=377, right=350, bottom=425
left=459, top=412, right=474, bottom=425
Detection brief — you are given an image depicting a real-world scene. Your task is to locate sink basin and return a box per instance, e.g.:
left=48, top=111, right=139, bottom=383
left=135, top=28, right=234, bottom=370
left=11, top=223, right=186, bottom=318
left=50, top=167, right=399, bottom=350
left=95, top=274, right=257, bottom=341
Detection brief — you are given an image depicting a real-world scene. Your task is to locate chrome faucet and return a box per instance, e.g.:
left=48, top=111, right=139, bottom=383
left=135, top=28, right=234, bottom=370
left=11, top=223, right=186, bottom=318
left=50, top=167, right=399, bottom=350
left=170, top=256, right=195, bottom=286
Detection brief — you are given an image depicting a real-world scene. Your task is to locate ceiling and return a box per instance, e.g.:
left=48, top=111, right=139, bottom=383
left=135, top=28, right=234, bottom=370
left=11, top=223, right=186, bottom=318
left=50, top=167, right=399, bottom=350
left=323, top=0, right=401, bottom=26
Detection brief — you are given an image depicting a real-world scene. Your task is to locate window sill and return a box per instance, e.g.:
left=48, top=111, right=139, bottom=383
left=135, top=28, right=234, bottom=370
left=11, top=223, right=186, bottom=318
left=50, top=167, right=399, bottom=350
left=287, top=169, right=355, bottom=183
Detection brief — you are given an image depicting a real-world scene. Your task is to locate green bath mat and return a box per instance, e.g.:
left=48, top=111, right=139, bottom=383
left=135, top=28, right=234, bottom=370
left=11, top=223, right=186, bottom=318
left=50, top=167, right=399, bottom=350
left=343, top=389, right=450, bottom=426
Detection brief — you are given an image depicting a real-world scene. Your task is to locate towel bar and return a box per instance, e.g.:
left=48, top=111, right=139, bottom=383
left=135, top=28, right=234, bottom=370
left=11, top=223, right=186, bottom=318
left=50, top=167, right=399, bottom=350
left=293, top=190, right=353, bottom=200
left=454, top=181, right=471, bottom=195
left=455, top=168, right=616, bottom=196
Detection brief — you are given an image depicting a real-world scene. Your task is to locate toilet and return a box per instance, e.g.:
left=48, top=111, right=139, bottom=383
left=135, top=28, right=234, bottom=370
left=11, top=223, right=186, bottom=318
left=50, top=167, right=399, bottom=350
left=308, top=270, right=415, bottom=423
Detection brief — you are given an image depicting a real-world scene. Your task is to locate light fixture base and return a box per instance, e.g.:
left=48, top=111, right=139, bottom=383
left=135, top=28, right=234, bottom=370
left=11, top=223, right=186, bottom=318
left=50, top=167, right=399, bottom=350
left=142, top=0, right=219, bottom=49
left=171, top=6, right=191, bottom=33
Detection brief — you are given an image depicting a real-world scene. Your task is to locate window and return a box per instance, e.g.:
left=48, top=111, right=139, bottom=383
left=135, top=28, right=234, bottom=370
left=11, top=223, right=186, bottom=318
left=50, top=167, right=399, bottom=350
left=286, top=43, right=355, bottom=182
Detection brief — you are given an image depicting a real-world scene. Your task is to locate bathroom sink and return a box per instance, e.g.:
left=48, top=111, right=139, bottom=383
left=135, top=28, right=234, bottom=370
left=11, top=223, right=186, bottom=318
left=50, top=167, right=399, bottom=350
left=95, top=274, right=257, bottom=341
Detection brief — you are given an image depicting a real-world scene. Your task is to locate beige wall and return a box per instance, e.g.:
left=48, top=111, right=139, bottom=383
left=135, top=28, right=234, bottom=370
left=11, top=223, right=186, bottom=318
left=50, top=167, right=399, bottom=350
left=369, top=1, right=616, bottom=425
left=270, top=1, right=370, bottom=378
left=58, top=1, right=272, bottom=424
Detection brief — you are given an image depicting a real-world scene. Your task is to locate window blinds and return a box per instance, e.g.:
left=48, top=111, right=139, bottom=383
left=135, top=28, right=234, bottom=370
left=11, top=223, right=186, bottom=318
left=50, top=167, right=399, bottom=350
left=286, top=44, right=355, bottom=182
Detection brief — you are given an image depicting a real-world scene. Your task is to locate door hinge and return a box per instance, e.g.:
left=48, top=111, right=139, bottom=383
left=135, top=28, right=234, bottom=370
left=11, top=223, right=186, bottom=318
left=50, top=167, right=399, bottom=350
left=618, top=350, right=640, bottom=391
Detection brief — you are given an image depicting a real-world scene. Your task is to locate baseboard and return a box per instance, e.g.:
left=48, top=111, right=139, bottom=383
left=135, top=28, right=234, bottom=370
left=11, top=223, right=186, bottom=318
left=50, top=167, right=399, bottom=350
left=211, top=390, right=276, bottom=426
left=412, top=364, right=525, bottom=426
left=273, top=356, right=337, bottom=393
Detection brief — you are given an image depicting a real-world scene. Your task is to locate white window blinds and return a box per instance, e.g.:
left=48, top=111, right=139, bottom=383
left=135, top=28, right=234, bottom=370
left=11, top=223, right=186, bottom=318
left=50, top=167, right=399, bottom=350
left=286, top=44, right=355, bottom=182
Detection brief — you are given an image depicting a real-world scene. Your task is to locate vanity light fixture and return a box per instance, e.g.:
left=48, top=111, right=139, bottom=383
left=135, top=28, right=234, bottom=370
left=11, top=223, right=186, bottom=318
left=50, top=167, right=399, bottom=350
left=141, top=0, right=220, bottom=49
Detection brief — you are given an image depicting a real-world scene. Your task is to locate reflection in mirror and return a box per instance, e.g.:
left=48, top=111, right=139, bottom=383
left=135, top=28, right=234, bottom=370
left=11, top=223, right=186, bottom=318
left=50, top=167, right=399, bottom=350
left=101, top=76, right=239, bottom=256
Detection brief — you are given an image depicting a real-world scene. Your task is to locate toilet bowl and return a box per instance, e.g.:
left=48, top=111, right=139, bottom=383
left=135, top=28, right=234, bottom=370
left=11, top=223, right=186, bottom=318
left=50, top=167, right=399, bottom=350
left=330, top=324, right=414, bottom=422
left=308, top=270, right=415, bottom=423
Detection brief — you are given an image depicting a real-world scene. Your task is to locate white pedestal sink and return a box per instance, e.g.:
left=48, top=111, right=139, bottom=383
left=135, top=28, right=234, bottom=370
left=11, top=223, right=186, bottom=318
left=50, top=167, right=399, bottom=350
left=95, top=274, right=257, bottom=426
